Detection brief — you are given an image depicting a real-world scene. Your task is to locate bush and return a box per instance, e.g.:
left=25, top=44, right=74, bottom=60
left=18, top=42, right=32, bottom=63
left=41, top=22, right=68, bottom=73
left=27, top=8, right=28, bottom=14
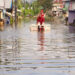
left=10, top=17, right=14, bottom=25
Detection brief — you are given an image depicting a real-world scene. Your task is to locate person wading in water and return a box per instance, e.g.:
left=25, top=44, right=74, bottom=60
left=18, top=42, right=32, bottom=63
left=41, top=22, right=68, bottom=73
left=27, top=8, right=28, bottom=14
left=37, top=9, right=45, bottom=31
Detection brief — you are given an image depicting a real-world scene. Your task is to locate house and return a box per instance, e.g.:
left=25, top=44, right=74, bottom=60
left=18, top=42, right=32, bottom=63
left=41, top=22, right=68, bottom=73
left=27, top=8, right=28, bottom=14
left=63, top=0, right=70, bottom=11
left=52, top=0, right=64, bottom=16
left=0, top=0, right=12, bottom=9
left=0, top=0, right=12, bottom=19
left=0, top=0, right=12, bottom=25
left=62, top=0, right=70, bottom=24
left=68, top=0, right=75, bottom=25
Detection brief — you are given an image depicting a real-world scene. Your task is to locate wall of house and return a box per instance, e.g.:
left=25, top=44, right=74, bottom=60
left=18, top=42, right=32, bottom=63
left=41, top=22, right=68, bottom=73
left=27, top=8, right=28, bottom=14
left=0, top=0, right=12, bottom=9
left=65, top=1, right=70, bottom=10
left=72, top=2, right=75, bottom=10
left=69, top=1, right=75, bottom=10
left=0, top=0, right=4, bottom=9
left=5, top=0, right=12, bottom=9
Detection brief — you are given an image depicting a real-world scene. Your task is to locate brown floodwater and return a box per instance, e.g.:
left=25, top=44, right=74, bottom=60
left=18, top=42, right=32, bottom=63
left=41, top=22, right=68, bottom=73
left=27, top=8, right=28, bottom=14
left=0, top=20, right=75, bottom=75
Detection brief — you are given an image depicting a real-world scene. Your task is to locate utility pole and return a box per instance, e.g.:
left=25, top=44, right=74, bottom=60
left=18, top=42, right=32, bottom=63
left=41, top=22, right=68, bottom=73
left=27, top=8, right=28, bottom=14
left=15, top=0, right=17, bottom=26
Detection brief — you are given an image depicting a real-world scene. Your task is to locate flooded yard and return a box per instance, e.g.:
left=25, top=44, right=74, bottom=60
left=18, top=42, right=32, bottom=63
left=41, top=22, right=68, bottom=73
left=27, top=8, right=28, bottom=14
left=0, top=20, right=75, bottom=75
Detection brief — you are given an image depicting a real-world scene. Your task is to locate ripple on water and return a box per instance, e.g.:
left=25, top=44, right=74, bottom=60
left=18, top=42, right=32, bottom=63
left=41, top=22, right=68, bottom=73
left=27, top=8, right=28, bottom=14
left=0, top=22, right=75, bottom=75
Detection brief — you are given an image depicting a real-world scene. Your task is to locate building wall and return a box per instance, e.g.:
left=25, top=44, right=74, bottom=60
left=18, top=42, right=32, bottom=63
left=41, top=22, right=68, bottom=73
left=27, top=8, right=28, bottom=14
left=0, top=0, right=4, bottom=9
left=0, top=0, right=12, bottom=9
left=64, top=1, right=70, bottom=10
left=72, top=2, right=75, bottom=10
left=69, top=1, right=75, bottom=10
left=5, top=0, right=12, bottom=9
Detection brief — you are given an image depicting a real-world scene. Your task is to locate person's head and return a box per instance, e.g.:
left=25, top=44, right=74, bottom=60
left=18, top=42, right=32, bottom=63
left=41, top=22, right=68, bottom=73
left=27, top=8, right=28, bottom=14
left=41, top=9, right=43, bottom=13
left=40, top=9, right=44, bottom=15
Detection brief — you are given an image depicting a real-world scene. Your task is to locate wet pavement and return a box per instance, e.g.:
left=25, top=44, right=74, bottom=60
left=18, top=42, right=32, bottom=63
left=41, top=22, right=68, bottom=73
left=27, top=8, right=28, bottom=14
left=0, top=20, right=75, bottom=75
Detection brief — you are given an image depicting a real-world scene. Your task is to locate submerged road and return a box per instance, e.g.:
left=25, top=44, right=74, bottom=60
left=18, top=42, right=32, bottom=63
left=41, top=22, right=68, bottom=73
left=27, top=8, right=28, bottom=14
left=0, top=20, right=75, bottom=75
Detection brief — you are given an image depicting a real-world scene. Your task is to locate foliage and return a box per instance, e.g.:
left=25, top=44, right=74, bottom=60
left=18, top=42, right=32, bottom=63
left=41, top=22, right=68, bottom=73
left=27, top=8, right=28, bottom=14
left=21, top=3, right=34, bottom=16
left=17, top=0, right=23, bottom=9
left=37, top=0, right=53, bottom=11
left=21, top=1, right=41, bottom=16
left=31, top=1, right=40, bottom=14
left=14, top=0, right=53, bottom=17
left=10, top=17, right=14, bottom=25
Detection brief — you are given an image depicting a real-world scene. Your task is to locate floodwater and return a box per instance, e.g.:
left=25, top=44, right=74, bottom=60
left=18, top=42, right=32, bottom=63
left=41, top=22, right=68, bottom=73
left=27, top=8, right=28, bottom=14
left=0, top=20, right=75, bottom=75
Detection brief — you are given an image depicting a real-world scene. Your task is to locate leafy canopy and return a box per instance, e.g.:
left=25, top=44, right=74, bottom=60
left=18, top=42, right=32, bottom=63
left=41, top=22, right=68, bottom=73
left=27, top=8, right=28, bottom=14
left=37, top=0, right=53, bottom=11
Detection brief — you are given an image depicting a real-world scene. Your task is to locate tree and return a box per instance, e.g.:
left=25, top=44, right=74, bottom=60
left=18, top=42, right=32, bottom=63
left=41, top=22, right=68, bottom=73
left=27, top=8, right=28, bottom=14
left=17, top=0, right=23, bottom=9
left=37, top=0, right=53, bottom=11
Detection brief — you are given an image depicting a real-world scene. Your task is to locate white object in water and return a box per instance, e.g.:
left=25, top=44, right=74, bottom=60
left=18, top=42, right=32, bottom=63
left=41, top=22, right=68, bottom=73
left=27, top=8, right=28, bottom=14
left=30, top=24, right=51, bottom=31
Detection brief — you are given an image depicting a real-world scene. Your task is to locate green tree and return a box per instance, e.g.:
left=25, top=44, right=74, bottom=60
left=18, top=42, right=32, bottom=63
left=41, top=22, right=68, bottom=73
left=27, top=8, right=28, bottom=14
left=32, top=1, right=40, bottom=14
left=17, top=0, right=23, bottom=9
left=37, top=0, right=53, bottom=11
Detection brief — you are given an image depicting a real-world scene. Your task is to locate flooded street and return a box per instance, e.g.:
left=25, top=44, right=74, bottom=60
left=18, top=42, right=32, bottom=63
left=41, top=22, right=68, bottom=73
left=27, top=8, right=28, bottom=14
left=0, top=20, right=75, bottom=75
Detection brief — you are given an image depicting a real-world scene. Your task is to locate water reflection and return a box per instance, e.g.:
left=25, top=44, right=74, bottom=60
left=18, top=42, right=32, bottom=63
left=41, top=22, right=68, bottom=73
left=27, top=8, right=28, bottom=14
left=69, top=26, right=75, bottom=33
left=0, top=21, right=75, bottom=75
left=0, top=35, right=22, bottom=71
left=0, top=24, right=4, bottom=31
left=37, top=31, right=45, bottom=51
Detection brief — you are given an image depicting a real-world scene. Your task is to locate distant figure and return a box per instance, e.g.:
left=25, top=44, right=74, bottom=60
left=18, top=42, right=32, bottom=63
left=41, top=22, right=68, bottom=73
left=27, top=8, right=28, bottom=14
left=73, top=19, right=75, bottom=25
left=37, top=10, right=45, bottom=26
left=6, top=17, right=10, bottom=25
left=65, top=17, right=68, bottom=25
left=65, top=12, right=68, bottom=25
